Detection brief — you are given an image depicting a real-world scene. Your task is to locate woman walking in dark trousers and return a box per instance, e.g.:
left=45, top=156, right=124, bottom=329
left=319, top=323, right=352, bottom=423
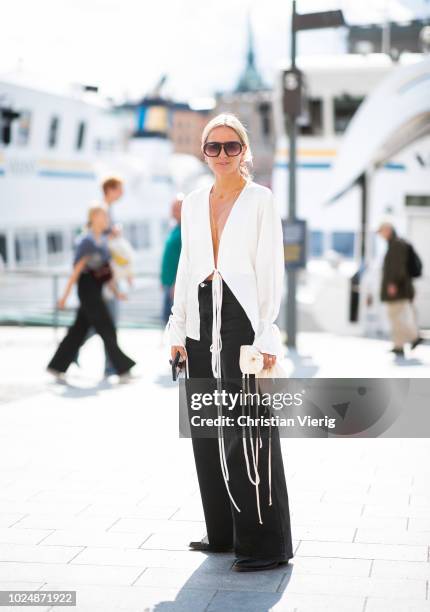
left=47, top=204, right=136, bottom=381
left=165, top=113, right=293, bottom=572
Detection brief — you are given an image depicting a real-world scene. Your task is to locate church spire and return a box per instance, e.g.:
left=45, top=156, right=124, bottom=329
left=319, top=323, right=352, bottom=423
left=235, top=13, right=266, bottom=93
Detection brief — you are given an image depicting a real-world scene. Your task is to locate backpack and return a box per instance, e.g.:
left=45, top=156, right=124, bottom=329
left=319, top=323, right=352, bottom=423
left=407, top=242, right=423, bottom=278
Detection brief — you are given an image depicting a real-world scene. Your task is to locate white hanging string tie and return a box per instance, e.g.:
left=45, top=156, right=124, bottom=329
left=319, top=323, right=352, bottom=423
left=239, top=345, right=281, bottom=522
left=209, top=269, right=241, bottom=513
left=210, top=269, right=223, bottom=379
left=242, top=372, right=263, bottom=524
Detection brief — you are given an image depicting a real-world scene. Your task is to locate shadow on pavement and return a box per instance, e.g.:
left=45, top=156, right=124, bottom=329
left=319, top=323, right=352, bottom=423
left=285, top=349, right=319, bottom=378
left=154, top=374, right=177, bottom=388
left=393, top=356, right=424, bottom=367
left=47, top=378, right=118, bottom=399
left=150, top=551, right=294, bottom=612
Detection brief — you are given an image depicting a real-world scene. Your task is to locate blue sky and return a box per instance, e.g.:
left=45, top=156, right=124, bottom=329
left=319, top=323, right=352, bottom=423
left=1, top=0, right=429, bottom=102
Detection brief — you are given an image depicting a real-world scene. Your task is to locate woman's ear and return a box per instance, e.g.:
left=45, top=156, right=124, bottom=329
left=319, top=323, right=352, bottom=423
left=241, top=144, right=247, bottom=163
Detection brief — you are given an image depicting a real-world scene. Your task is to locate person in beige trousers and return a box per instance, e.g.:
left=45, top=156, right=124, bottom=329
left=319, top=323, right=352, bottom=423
left=378, top=222, right=423, bottom=357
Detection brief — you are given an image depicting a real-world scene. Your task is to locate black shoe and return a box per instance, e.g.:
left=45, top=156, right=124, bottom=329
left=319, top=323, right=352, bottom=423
left=47, top=367, right=67, bottom=383
left=411, top=337, right=424, bottom=350
left=390, top=347, right=405, bottom=357
left=232, top=558, right=290, bottom=572
left=189, top=537, right=233, bottom=553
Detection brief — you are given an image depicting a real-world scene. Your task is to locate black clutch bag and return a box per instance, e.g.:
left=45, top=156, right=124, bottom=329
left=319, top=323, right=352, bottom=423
left=90, top=262, right=113, bottom=284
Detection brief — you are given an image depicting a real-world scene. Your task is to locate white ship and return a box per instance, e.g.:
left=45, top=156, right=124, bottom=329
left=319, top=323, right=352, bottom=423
left=272, top=52, right=430, bottom=335
left=0, top=75, right=207, bottom=273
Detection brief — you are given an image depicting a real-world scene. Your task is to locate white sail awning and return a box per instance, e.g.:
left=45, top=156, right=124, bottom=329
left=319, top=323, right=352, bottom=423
left=325, top=56, right=430, bottom=203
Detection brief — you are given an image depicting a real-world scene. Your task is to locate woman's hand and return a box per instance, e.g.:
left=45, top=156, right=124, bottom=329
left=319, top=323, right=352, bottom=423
left=262, top=353, right=276, bottom=370
left=171, top=345, right=187, bottom=362
left=57, top=256, right=88, bottom=311
left=57, top=296, right=67, bottom=310
left=387, top=283, right=398, bottom=297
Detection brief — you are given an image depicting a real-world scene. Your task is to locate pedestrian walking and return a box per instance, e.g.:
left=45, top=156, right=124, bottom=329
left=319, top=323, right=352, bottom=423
left=73, top=175, right=132, bottom=376
left=47, top=204, right=136, bottom=381
left=165, top=113, right=293, bottom=572
left=378, top=221, right=423, bottom=357
left=160, top=194, right=183, bottom=325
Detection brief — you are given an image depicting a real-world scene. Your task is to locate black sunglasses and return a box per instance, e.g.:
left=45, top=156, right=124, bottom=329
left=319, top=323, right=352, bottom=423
left=203, top=141, right=243, bottom=157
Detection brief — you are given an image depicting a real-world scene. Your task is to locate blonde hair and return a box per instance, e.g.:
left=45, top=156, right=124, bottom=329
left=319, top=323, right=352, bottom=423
left=201, top=113, right=253, bottom=181
left=87, top=202, right=108, bottom=228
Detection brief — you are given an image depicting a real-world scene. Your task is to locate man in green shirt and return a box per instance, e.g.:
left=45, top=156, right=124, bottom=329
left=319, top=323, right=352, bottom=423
left=161, top=195, right=183, bottom=324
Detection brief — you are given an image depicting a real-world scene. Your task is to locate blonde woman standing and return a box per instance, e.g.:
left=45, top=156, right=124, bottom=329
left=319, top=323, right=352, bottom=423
left=166, top=113, right=293, bottom=571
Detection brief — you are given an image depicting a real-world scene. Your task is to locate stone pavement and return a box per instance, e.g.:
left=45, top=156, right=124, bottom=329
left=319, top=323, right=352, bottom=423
left=0, top=326, right=430, bottom=612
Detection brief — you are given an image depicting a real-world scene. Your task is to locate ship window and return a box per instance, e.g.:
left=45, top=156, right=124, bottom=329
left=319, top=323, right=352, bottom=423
left=160, top=218, right=170, bottom=241
left=48, top=116, right=60, bottom=148
left=16, top=110, right=32, bottom=146
left=299, top=99, right=323, bottom=135
left=331, top=231, right=355, bottom=258
left=405, top=195, right=430, bottom=207
left=72, top=226, right=83, bottom=241
left=141, top=222, right=151, bottom=249
left=76, top=121, right=86, bottom=150
left=124, top=224, right=134, bottom=247
left=15, top=231, right=39, bottom=263
left=71, top=227, right=84, bottom=253
left=309, top=230, right=324, bottom=257
left=334, top=96, right=363, bottom=134
left=0, top=234, right=7, bottom=264
left=47, top=231, right=63, bottom=254
left=258, top=102, right=272, bottom=137
left=125, top=222, right=151, bottom=249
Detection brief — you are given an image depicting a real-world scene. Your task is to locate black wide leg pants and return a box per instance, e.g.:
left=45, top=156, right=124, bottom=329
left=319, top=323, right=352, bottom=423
left=185, top=280, right=294, bottom=560
left=47, top=273, right=136, bottom=375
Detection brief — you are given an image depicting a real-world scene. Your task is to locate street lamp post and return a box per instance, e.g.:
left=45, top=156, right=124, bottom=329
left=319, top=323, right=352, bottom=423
left=286, top=0, right=298, bottom=349
left=284, top=1, right=345, bottom=349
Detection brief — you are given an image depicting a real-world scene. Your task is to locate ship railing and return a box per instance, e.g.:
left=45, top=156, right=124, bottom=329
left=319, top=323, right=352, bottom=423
left=0, top=268, right=164, bottom=330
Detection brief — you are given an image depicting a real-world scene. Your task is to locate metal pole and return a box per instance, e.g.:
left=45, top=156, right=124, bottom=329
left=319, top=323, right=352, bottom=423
left=359, top=172, right=368, bottom=265
left=381, top=0, right=391, bottom=56
left=286, top=0, right=297, bottom=349
left=53, top=274, right=59, bottom=340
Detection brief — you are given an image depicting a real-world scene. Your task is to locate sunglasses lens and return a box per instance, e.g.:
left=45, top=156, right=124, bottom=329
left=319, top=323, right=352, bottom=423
left=225, top=142, right=242, bottom=156
left=203, top=142, right=221, bottom=157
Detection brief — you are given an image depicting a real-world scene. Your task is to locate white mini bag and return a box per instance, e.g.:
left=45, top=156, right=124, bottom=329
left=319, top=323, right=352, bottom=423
left=239, top=345, right=288, bottom=379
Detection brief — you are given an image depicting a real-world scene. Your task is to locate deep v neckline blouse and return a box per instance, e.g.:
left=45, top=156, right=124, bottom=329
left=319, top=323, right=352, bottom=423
left=206, top=180, right=250, bottom=277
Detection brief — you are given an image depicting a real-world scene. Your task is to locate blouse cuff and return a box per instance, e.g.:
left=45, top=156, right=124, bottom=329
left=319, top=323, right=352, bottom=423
left=252, top=320, right=284, bottom=358
left=164, top=315, right=186, bottom=347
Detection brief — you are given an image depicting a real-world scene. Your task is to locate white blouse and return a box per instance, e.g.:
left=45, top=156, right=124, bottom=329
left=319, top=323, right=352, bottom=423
left=165, top=180, right=285, bottom=376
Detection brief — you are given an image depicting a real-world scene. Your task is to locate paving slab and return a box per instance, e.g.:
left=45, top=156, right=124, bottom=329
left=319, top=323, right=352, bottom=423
left=1, top=326, right=430, bottom=612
